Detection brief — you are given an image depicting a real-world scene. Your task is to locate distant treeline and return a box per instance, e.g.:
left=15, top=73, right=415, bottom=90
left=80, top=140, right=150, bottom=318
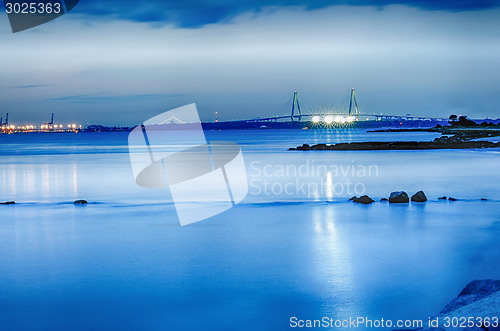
left=442, top=115, right=500, bottom=128
left=83, top=125, right=133, bottom=132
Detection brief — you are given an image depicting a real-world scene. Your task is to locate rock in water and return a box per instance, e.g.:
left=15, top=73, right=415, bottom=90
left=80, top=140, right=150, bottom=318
left=440, top=279, right=500, bottom=315
left=389, top=191, right=409, bottom=203
left=380, top=198, right=389, bottom=202
left=415, top=279, right=500, bottom=331
left=348, top=196, right=358, bottom=201
left=74, top=200, right=88, bottom=205
left=438, top=196, right=447, bottom=200
left=411, top=191, right=427, bottom=202
left=354, top=195, right=375, bottom=204
left=449, top=197, right=457, bottom=201
left=0, top=201, right=15, bottom=205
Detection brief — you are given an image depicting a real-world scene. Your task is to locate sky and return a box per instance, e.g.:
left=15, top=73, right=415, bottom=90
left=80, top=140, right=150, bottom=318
left=0, top=0, right=499, bottom=125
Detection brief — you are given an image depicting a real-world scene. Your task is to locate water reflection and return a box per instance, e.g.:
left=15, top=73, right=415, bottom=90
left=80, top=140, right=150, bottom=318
left=72, top=163, right=78, bottom=197
left=3, top=164, right=17, bottom=196
left=2, top=157, right=80, bottom=201
left=41, top=163, right=51, bottom=199
left=311, top=206, right=359, bottom=318
left=325, top=172, right=334, bottom=200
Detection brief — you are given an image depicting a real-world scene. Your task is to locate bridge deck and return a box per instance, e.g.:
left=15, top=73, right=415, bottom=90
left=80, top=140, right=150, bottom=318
left=243, top=114, right=448, bottom=123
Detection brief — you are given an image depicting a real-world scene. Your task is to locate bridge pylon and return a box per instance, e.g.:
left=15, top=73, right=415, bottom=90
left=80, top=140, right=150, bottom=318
left=290, top=91, right=302, bottom=122
left=348, top=88, right=359, bottom=120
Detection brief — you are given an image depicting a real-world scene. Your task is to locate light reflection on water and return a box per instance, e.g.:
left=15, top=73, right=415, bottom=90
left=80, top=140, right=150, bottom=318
left=1, top=159, right=80, bottom=202
left=0, top=130, right=499, bottom=330
left=312, top=206, right=358, bottom=319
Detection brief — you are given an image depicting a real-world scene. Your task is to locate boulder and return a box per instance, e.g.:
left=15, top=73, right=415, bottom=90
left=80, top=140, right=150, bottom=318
left=440, top=279, right=500, bottom=315
left=348, top=196, right=358, bottom=201
left=74, top=200, right=88, bottom=205
left=380, top=198, right=389, bottom=202
left=0, top=201, right=15, bottom=205
left=411, top=191, right=427, bottom=202
left=354, top=195, right=374, bottom=204
left=481, top=198, right=488, bottom=201
left=389, top=191, right=409, bottom=203
left=448, top=197, right=457, bottom=201
left=438, top=196, right=447, bottom=200
left=413, top=280, right=500, bottom=331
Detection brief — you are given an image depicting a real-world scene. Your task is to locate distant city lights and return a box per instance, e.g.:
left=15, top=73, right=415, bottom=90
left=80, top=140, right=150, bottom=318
left=1, top=122, right=81, bottom=133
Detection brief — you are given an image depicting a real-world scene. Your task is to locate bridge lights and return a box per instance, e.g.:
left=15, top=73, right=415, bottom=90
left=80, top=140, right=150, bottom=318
left=310, top=114, right=358, bottom=125
left=324, top=115, right=334, bottom=124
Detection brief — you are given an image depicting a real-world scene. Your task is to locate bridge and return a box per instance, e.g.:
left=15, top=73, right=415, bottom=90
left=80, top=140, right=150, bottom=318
left=242, top=89, right=448, bottom=124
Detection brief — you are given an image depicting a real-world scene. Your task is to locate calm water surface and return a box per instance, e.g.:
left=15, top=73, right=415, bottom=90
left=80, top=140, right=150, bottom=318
left=1, top=129, right=499, bottom=330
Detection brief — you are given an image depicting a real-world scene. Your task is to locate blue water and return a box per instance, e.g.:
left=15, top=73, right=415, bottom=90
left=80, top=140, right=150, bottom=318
left=1, top=129, right=499, bottom=330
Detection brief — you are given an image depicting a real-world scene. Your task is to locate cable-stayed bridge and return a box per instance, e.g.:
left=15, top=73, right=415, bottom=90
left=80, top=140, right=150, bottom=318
left=241, top=89, right=448, bottom=124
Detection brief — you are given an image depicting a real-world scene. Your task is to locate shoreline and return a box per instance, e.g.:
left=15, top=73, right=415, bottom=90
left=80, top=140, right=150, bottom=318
left=290, top=130, right=500, bottom=151
left=369, top=127, right=500, bottom=133
left=400, top=280, right=500, bottom=331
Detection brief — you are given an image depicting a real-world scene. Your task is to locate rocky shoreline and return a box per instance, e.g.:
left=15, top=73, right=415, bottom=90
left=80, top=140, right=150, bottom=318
left=1, top=200, right=88, bottom=205
left=398, top=280, right=500, bottom=331
left=348, top=191, right=489, bottom=205
left=289, top=131, right=500, bottom=151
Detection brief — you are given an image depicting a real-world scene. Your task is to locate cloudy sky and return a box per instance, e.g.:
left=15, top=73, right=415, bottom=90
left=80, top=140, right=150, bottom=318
left=0, top=0, right=499, bottom=125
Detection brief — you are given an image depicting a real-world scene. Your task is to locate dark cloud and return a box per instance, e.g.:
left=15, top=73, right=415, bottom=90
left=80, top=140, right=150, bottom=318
left=74, top=0, right=500, bottom=27
left=50, top=93, right=184, bottom=104
left=12, top=84, right=51, bottom=89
